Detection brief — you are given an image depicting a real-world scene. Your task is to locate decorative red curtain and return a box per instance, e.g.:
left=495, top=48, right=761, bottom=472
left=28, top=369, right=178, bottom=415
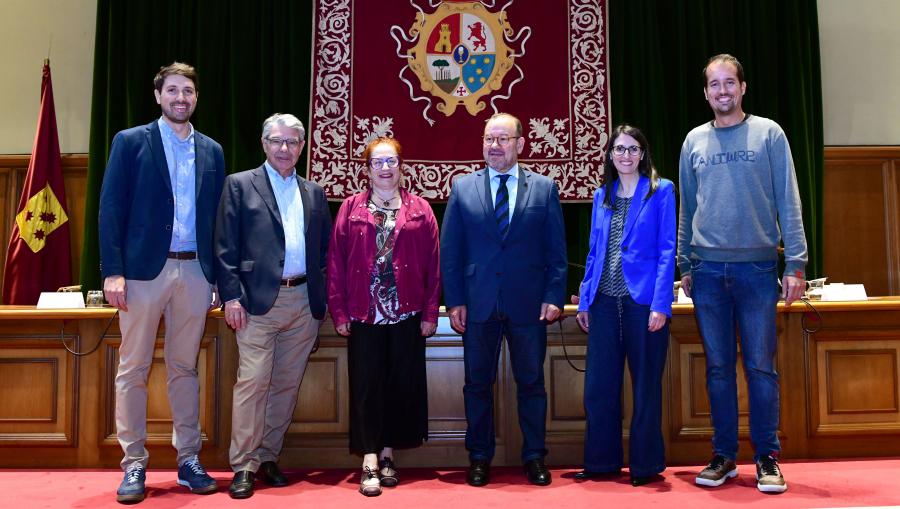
left=308, top=0, right=610, bottom=202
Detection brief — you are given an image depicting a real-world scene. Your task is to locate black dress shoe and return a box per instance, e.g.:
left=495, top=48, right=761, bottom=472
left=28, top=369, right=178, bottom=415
left=630, top=474, right=663, bottom=487
left=229, top=470, right=254, bottom=499
left=524, top=459, right=552, bottom=486
left=467, top=459, right=490, bottom=487
left=259, top=461, right=288, bottom=487
left=574, top=469, right=621, bottom=480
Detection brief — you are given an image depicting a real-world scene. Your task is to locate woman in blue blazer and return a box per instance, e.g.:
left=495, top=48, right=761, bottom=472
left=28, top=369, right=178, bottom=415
left=575, top=124, right=676, bottom=486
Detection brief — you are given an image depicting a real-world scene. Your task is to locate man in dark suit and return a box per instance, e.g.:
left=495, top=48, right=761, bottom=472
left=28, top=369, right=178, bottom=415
left=99, top=62, right=224, bottom=503
left=214, top=113, right=331, bottom=499
left=441, top=112, right=567, bottom=487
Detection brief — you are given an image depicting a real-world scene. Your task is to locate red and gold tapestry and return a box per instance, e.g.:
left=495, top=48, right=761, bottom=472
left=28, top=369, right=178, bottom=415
left=308, top=0, right=610, bottom=201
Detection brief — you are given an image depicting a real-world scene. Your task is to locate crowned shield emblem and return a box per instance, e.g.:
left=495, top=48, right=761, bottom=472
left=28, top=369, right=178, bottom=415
left=400, top=2, right=521, bottom=118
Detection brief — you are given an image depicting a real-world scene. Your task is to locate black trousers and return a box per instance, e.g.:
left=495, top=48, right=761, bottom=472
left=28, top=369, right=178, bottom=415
left=347, top=315, right=428, bottom=455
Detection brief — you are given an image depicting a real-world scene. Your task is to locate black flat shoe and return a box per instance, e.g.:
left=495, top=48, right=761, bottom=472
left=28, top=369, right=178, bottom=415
left=631, top=474, right=663, bottom=487
left=524, top=459, right=552, bottom=486
left=259, top=461, right=288, bottom=487
left=467, top=459, right=490, bottom=487
left=229, top=470, right=254, bottom=499
left=574, top=469, right=621, bottom=480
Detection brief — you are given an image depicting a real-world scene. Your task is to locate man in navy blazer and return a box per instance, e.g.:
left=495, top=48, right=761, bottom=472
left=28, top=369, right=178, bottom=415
left=214, top=113, right=331, bottom=499
left=99, top=62, right=224, bottom=503
left=441, top=113, right=567, bottom=487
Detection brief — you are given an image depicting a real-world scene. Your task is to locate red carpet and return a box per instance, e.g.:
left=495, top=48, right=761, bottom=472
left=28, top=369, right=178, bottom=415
left=2, top=459, right=900, bottom=508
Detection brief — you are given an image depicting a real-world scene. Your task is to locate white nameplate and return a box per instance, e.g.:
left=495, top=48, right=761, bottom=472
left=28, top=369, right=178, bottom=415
left=677, top=288, right=693, bottom=304
left=36, top=292, right=85, bottom=309
left=821, top=283, right=868, bottom=302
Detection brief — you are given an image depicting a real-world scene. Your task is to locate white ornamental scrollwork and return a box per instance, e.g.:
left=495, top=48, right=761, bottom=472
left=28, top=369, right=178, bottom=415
left=527, top=117, right=570, bottom=158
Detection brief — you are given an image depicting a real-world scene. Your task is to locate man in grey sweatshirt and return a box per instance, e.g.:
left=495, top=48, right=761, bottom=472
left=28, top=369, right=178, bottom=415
left=678, top=54, right=807, bottom=495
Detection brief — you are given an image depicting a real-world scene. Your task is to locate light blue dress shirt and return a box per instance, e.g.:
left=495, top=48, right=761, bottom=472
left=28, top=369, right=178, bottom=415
left=264, top=161, right=307, bottom=278
left=488, top=164, right=519, bottom=225
left=158, top=118, right=197, bottom=253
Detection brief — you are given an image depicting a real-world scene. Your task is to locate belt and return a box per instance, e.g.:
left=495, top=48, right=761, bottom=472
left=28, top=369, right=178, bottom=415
left=167, top=251, right=197, bottom=260
left=281, top=275, right=308, bottom=287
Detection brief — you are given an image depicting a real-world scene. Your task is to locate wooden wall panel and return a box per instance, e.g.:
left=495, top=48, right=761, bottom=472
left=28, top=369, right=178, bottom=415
left=810, top=333, right=900, bottom=435
left=0, top=358, right=57, bottom=421
left=290, top=346, right=348, bottom=433
left=424, top=339, right=467, bottom=437
left=824, top=147, right=900, bottom=295
left=0, top=336, right=77, bottom=446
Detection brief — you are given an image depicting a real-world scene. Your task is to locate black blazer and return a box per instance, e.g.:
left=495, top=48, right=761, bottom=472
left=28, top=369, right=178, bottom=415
left=99, top=120, right=225, bottom=283
left=214, top=165, right=331, bottom=319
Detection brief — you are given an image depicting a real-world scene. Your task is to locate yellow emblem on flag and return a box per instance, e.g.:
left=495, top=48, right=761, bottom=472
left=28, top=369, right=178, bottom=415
left=15, top=183, right=68, bottom=253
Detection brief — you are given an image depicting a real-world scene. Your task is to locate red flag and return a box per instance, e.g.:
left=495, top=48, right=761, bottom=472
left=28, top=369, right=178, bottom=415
left=2, top=60, right=72, bottom=304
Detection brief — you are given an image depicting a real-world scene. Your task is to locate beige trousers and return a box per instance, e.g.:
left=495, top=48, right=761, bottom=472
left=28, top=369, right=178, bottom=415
left=115, top=258, right=212, bottom=470
left=230, top=284, right=319, bottom=472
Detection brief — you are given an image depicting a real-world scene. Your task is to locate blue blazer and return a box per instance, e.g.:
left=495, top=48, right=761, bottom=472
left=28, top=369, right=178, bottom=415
left=441, top=167, right=567, bottom=324
left=214, top=166, right=332, bottom=319
left=99, top=120, right=225, bottom=283
left=578, top=176, right=676, bottom=316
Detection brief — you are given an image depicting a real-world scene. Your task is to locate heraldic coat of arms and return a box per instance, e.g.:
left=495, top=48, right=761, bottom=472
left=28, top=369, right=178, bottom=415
left=392, top=1, right=530, bottom=123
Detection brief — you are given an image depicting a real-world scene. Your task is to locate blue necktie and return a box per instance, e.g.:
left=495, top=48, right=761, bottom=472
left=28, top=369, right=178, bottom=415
left=495, top=174, right=511, bottom=236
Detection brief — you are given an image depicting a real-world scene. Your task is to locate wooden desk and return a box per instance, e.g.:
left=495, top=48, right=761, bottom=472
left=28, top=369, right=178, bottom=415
left=1, top=299, right=899, bottom=468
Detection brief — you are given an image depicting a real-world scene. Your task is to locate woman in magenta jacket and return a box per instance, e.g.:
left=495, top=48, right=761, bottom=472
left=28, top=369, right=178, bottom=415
left=327, top=136, right=440, bottom=497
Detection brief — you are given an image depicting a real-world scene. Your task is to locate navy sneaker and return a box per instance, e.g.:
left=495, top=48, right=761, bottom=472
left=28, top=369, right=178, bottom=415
left=176, top=455, right=217, bottom=494
left=116, top=463, right=146, bottom=504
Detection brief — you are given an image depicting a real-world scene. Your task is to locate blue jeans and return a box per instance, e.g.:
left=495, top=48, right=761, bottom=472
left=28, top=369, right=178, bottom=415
left=583, top=294, right=668, bottom=477
left=463, top=309, right=548, bottom=463
left=690, top=260, right=780, bottom=461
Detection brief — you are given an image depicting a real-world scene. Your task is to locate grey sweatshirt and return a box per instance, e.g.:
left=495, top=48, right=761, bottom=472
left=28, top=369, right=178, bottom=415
left=677, top=114, right=808, bottom=277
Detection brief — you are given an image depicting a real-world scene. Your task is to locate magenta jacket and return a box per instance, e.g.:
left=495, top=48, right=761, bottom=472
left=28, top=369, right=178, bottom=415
left=327, top=189, right=441, bottom=328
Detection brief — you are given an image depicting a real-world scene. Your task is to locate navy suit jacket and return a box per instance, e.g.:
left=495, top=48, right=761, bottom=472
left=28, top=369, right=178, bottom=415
left=441, top=167, right=567, bottom=324
left=577, top=176, right=676, bottom=316
left=214, top=166, right=331, bottom=319
left=99, top=120, right=225, bottom=283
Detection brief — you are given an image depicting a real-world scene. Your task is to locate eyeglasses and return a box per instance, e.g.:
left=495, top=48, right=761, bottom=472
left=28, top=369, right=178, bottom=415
left=265, top=137, right=302, bottom=149
left=482, top=135, right=520, bottom=146
left=369, top=156, right=400, bottom=169
left=612, top=145, right=642, bottom=157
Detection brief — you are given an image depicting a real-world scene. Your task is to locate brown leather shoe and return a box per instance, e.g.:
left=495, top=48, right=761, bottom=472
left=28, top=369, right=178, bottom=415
left=259, top=461, right=288, bottom=487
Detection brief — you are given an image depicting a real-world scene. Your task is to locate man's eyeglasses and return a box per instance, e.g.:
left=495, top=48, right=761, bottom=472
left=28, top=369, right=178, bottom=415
left=369, top=157, right=400, bottom=169
left=612, top=145, right=642, bottom=157
left=265, top=137, right=302, bottom=149
left=482, top=135, right=520, bottom=146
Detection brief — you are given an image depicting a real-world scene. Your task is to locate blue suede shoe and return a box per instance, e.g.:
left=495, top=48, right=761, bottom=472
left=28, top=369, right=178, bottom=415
left=176, top=455, right=217, bottom=494
left=116, top=463, right=146, bottom=504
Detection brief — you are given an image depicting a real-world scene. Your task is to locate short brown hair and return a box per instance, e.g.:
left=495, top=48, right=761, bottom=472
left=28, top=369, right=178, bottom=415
left=702, top=54, right=744, bottom=86
left=154, top=62, right=198, bottom=92
left=362, top=136, right=403, bottom=162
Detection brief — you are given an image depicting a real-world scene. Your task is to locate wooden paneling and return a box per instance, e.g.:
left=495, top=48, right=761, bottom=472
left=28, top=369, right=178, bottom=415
left=809, top=332, right=900, bottom=435
left=4, top=303, right=900, bottom=467
left=424, top=339, right=467, bottom=436
left=0, top=329, right=78, bottom=446
left=0, top=155, right=88, bottom=294
left=0, top=358, right=57, bottom=421
left=824, top=147, right=900, bottom=295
